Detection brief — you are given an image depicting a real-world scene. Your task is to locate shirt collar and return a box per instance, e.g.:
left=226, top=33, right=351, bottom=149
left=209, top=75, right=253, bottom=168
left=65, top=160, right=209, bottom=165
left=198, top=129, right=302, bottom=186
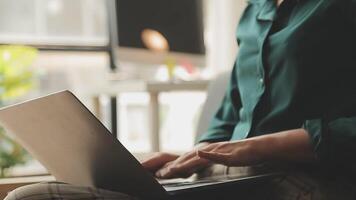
left=257, top=0, right=278, bottom=21
left=248, top=0, right=303, bottom=5
left=251, top=0, right=302, bottom=21
left=247, top=0, right=263, bottom=4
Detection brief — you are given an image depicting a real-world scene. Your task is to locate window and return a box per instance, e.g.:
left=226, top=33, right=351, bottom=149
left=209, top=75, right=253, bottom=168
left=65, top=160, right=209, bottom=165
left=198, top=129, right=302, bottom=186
left=0, top=0, right=110, bottom=178
left=0, top=0, right=108, bottom=48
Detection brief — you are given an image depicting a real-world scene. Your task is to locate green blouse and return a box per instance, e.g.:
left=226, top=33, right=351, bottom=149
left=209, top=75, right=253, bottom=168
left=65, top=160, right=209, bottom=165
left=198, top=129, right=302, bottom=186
left=198, top=0, right=356, bottom=173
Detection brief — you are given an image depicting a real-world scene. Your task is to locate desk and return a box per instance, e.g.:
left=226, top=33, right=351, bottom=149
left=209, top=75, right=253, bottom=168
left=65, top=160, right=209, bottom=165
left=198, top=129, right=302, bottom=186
left=85, top=80, right=209, bottom=152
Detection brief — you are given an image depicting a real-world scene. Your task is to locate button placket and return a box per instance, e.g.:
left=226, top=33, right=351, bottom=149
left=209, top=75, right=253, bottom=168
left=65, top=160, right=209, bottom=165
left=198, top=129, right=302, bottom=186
left=259, top=78, right=264, bottom=84
left=245, top=16, right=274, bottom=138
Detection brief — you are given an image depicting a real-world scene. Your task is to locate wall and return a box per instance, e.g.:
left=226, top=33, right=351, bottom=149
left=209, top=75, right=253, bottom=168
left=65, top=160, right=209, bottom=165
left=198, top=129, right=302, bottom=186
left=205, top=0, right=247, bottom=74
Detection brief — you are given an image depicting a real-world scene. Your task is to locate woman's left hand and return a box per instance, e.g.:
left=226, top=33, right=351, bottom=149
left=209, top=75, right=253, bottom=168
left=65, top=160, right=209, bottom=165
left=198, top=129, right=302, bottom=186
left=198, top=129, right=316, bottom=167
left=197, top=139, right=262, bottom=166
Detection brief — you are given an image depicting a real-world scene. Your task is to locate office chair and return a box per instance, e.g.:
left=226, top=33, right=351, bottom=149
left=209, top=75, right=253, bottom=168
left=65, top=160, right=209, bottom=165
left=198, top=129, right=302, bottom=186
left=195, top=71, right=230, bottom=142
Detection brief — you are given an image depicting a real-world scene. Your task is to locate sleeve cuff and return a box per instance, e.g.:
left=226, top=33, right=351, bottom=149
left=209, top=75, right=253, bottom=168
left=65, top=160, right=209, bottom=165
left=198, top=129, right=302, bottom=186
left=303, top=119, right=329, bottom=163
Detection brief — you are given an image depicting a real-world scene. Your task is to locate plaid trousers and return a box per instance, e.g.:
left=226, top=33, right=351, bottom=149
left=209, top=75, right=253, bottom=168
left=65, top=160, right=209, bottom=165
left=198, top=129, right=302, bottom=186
left=5, top=165, right=356, bottom=200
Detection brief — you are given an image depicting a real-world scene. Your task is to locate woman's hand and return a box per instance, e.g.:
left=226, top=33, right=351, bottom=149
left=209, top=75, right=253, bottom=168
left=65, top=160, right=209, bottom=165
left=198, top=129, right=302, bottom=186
left=141, top=142, right=213, bottom=179
left=142, top=129, right=316, bottom=178
left=141, top=152, right=180, bottom=174
left=197, top=140, right=261, bottom=166
left=198, top=129, right=316, bottom=167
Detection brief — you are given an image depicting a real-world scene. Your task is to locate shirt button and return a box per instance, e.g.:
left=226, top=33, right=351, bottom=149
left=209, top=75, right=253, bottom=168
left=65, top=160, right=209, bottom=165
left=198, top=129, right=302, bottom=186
left=259, top=78, right=264, bottom=84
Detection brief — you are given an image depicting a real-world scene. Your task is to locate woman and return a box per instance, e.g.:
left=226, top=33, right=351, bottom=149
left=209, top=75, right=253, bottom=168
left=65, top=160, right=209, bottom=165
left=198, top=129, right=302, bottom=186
left=6, top=0, right=356, bottom=199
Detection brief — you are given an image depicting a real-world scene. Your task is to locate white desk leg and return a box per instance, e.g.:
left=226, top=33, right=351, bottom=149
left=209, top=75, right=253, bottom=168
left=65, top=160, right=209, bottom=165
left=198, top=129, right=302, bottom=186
left=92, top=96, right=102, bottom=120
left=149, top=92, right=160, bottom=152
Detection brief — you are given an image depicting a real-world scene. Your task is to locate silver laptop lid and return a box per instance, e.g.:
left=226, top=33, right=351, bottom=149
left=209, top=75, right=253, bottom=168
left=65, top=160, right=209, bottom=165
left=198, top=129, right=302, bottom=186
left=0, top=91, right=168, bottom=200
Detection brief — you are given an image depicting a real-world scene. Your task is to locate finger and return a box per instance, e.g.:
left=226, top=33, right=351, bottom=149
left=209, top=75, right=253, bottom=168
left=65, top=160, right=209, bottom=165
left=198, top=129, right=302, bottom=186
left=170, top=144, right=217, bottom=167
left=157, top=152, right=200, bottom=174
left=154, top=152, right=200, bottom=178
left=141, top=153, right=178, bottom=172
left=154, top=145, right=219, bottom=179
left=173, top=150, right=200, bottom=165
left=175, top=156, right=211, bottom=175
left=156, top=156, right=209, bottom=179
left=197, top=150, right=234, bottom=165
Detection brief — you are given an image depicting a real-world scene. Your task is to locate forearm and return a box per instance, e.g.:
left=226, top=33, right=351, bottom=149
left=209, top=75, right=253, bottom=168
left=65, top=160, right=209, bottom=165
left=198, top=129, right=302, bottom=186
left=249, top=129, right=317, bottom=163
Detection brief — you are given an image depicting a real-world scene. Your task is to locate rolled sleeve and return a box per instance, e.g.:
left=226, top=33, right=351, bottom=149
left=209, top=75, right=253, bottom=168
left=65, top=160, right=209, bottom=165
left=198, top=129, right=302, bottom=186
left=304, top=117, right=356, bottom=171
left=303, top=119, right=327, bottom=162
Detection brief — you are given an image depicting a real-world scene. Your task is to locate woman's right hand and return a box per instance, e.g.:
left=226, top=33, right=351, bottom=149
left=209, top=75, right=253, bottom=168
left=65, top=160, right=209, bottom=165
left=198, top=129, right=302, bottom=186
left=141, top=142, right=213, bottom=179
left=141, top=152, right=180, bottom=175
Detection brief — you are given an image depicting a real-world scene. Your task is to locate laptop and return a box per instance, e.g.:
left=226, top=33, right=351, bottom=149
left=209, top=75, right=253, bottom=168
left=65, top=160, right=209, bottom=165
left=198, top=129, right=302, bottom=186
left=0, top=91, right=281, bottom=199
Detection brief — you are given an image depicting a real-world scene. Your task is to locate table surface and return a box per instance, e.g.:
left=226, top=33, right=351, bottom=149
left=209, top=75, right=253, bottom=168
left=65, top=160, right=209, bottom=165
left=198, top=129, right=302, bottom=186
left=82, top=79, right=210, bottom=96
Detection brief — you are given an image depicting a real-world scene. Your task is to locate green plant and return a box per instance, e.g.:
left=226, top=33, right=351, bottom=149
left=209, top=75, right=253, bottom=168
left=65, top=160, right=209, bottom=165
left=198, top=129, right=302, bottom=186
left=0, top=128, right=29, bottom=177
left=0, top=45, right=37, bottom=177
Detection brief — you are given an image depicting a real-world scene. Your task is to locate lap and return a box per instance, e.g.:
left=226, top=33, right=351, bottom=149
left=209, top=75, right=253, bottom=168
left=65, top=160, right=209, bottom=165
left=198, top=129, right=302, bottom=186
left=4, top=182, right=137, bottom=200
left=236, top=166, right=356, bottom=200
left=5, top=166, right=356, bottom=200
left=207, top=164, right=356, bottom=200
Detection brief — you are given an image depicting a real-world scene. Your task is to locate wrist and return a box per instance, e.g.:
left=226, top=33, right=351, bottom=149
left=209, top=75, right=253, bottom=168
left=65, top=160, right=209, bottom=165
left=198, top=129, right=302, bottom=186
left=229, top=137, right=269, bottom=165
left=253, top=133, right=280, bottom=162
left=250, top=129, right=316, bottom=163
left=244, top=135, right=275, bottom=163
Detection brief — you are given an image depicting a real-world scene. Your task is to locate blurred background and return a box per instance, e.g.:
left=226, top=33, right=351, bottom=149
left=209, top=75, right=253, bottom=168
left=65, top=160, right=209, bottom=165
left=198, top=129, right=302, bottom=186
left=0, top=0, right=246, bottom=178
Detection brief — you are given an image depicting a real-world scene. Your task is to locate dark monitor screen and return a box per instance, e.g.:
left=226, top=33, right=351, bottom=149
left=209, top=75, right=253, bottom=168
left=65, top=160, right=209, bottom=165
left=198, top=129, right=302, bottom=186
left=116, top=0, right=205, bottom=55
